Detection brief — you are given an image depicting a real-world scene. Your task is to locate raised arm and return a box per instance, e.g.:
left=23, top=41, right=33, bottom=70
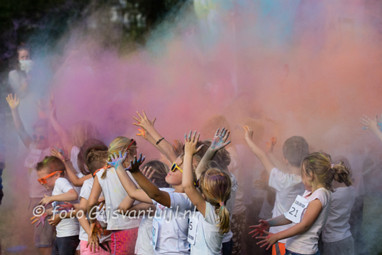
left=243, top=125, right=275, bottom=174
left=51, top=148, right=92, bottom=186
left=6, top=94, right=32, bottom=147
left=195, top=128, right=231, bottom=180
left=124, top=153, right=171, bottom=207
left=361, top=114, right=382, bottom=143
left=183, top=131, right=207, bottom=215
left=87, top=176, right=103, bottom=223
left=48, top=96, right=72, bottom=153
left=133, top=111, right=177, bottom=164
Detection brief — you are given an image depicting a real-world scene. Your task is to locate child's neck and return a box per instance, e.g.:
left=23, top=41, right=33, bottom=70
left=173, top=184, right=184, bottom=193
left=310, top=182, right=325, bottom=193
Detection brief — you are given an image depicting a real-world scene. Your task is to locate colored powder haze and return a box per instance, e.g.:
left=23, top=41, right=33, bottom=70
left=1, top=0, right=382, bottom=253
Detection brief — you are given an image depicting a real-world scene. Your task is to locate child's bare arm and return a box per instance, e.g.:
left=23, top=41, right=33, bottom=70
left=48, top=97, right=72, bottom=153
left=183, top=131, right=207, bottom=215
left=133, top=111, right=177, bottom=164
left=6, top=94, right=32, bottom=148
left=40, top=189, right=78, bottom=205
left=256, top=200, right=322, bottom=250
left=195, top=128, right=230, bottom=180
left=51, top=148, right=92, bottom=186
left=243, top=125, right=275, bottom=174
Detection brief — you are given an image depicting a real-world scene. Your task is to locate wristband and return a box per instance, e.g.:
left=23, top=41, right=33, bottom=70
left=156, top=137, right=165, bottom=145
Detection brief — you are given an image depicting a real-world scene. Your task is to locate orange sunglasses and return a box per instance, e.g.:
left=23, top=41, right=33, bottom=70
left=37, top=171, right=63, bottom=185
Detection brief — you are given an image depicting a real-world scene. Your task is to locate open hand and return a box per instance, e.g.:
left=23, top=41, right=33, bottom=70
left=51, top=147, right=67, bottom=162
left=30, top=213, right=47, bottom=227
left=249, top=219, right=270, bottom=238
left=6, top=94, right=20, bottom=110
left=108, top=151, right=127, bottom=169
left=210, top=128, right=231, bottom=151
left=184, top=130, right=203, bottom=155
left=361, top=114, right=382, bottom=134
left=142, top=165, right=156, bottom=181
left=126, top=154, right=145, bottom=173
left=243, top=125, right=254, bottom=141
left=133, top=111, right=156, bottom=134
left=256, top=231, right=278, bottom=250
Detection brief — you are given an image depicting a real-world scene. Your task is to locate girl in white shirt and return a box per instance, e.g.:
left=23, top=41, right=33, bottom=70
left=182, top=131, right=232, bottom=255
left=252, top=152, right=352, bottom=255
left=87, top=136, right=140, bottom=255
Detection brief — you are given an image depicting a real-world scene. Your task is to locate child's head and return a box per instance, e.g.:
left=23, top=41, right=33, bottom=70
left=77, top=139, right=108, bottom=175
left=199, top=168, right=231, bottom=234
left=143, top=160, right=170, bottom=188
left=167, top=140, right=206, bottom=186
left=282, top=136, right=309, bottom=168
left=36, top=156, right=65, bottom=189
left=301, top=152, right=352, bottom=191
left=32, top=119, right=50, bottom=149
left=71, top=121, right=99, bottom=148
left=102, top=136, right=136, bottom=179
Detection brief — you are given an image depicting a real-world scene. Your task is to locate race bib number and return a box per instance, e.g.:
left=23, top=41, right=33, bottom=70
left=152, top=218, right=159, bottom=249
left=187, top=216, right=198, bottom=245
left=284, top=195, right=309, bottom=223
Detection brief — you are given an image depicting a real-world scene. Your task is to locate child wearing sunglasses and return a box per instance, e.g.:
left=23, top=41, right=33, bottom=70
left=36, top=156, right=80, bottom=255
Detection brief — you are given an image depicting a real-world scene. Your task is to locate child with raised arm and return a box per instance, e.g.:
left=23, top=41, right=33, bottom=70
left=113, top=150, right=196, bottom=254
left=252, top=152, right=352, bottom=255
left=6, top=93, right=54, bottom=255
left=36, top=156, right=80, bottom=255
left=87, top=137, right=139, bottom=255
left=244, top=125, right=308, bottom=255
left=183, top=131, right=232, bottom=255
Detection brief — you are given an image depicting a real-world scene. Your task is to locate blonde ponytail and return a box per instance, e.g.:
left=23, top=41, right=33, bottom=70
left=217, top=204, right=230, bottom=234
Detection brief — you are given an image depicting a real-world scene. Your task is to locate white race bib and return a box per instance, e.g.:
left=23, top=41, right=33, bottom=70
left=284, top=195, right=309, bottom=223
left=187, top=216, right=198, bottom=245
left=152, top=218, right=159, bottom=249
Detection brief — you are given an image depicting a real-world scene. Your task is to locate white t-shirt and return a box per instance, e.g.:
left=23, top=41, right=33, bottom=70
left=286, top=188, right=331, bottom=254
left=268, top=167, right=304, bottom=243
left=189, top=202, right=223, bottom=255
left=135, top=217, right=154, bottom=255
left=152, top=188, right=194, bottom=255
left=24, top=145, right=52, bottom=198
left=96, top=167, right=140, bottom=230
left=52, top=177, right=80, bottom=238
left=322, top=186, right=355, bottom=243
left=78, top=178, right=110, bottom=243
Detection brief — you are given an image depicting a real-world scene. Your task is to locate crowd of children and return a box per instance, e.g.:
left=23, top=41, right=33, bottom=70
left=4, top=92, right=382, bottom=255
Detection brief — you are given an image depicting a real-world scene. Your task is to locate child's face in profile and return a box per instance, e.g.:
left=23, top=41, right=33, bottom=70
left=301, top=165, right=312, bottom=191
left=37, top=167, right=58, bottom=190
left=165, top=156, right=183, bottom=185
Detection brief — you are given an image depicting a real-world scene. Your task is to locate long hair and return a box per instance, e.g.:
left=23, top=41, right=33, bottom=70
left=302, top=152, right=352, bottom=191
left=199, top=168, right=231, bottom=234
left=101, top=136, right=136, bottom=179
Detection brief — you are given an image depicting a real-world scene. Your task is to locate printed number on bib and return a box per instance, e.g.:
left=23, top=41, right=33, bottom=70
left=284, top=195, right=309, bottom=223
left=187, top=216, right=198, bottom=245
left=152, top=218, right=159, bottom=249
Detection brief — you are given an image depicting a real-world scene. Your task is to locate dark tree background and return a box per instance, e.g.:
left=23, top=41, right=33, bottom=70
left=0, top=0, right=188, bottom=78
